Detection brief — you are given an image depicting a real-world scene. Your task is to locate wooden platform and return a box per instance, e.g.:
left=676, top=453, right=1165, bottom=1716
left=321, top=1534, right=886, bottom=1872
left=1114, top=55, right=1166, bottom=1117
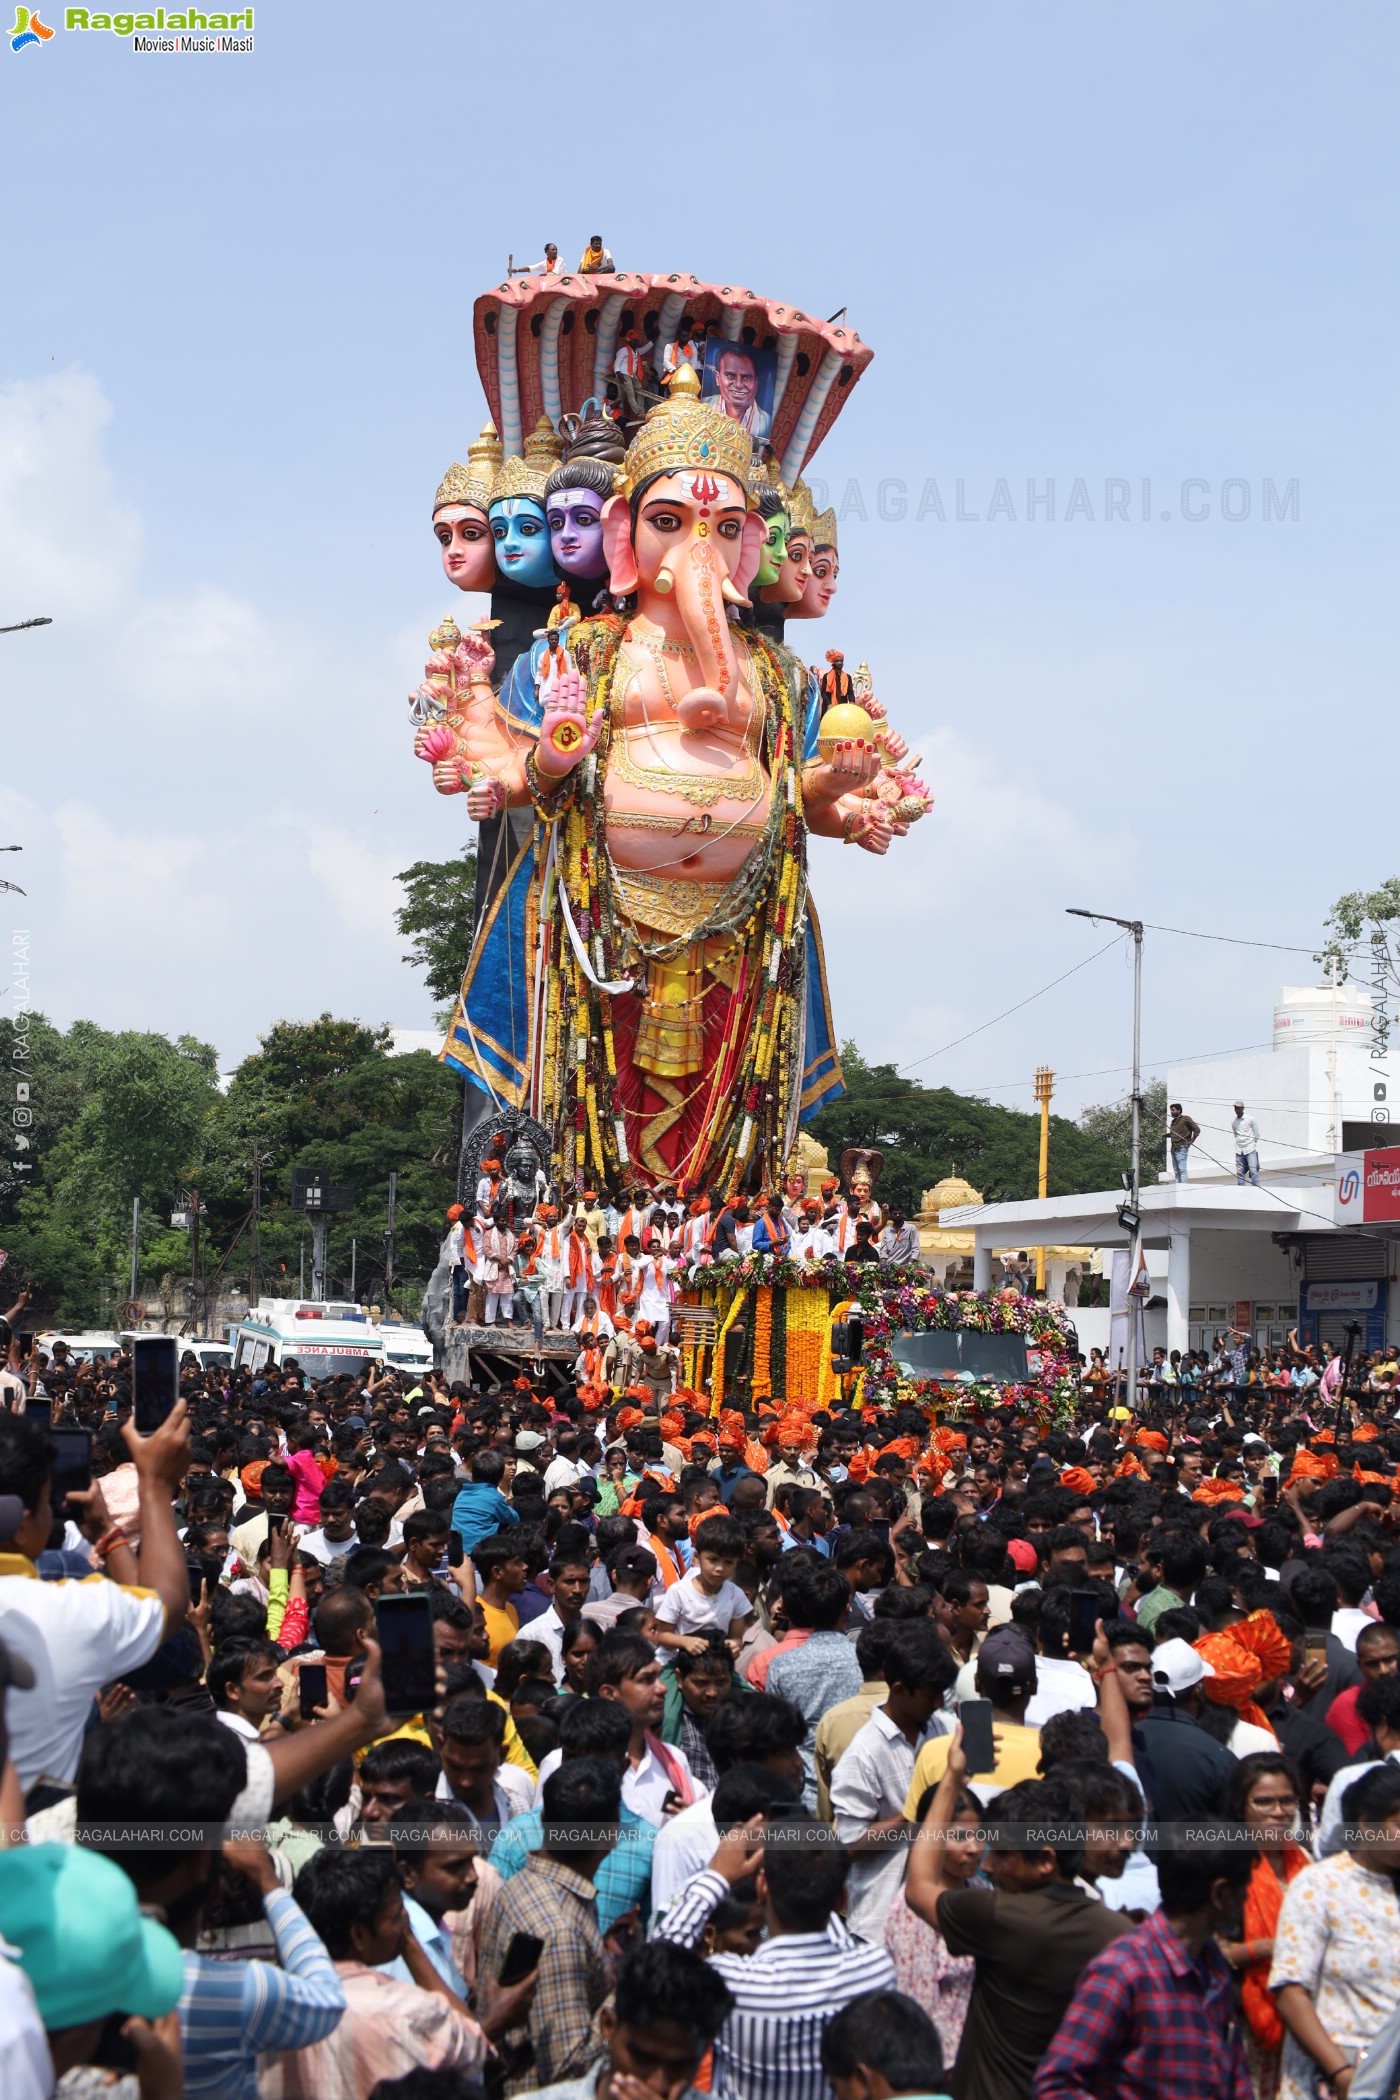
left=440, top=1321, right=579, bottom=1391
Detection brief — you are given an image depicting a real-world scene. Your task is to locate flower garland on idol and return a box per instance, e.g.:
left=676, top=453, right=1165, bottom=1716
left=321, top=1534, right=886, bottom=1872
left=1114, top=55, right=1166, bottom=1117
left=529, top=617, right=811, bottom=1196
left=679, top=1258, right=1081, bottom=1429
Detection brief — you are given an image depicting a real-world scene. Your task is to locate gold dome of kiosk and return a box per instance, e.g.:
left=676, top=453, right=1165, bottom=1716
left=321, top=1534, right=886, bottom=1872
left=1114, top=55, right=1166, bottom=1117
left=915, top=1172, right=984, bottom=1275
left=922, top=1174, right=983, bottom=1218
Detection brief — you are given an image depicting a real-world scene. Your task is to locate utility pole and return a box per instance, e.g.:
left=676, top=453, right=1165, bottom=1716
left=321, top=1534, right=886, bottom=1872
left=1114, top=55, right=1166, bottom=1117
left=129, top=1197, right=140, bottom=1305
left=299, top=1235, right=305, bottom=1297
left=186, top=1186, right=203, bottom=1336
left=351, top=1238, right=357, bottom=1299
left=1034, top=1067, right=1054, bottom=1291
left=310, top=1215, right=328, bottom=1303
left=1068, top=909, right=1144, bottom=1410
left=384, top=1172, right=398, bottom=1308
left=248, top=1145, right=273, bottom=1308
left=251, top=1154, right=260, bottom=1308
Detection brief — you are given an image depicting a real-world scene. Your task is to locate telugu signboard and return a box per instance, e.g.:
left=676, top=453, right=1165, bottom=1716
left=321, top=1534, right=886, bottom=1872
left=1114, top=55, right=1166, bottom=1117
left=1335, top=1147, right=1400, bottom=1225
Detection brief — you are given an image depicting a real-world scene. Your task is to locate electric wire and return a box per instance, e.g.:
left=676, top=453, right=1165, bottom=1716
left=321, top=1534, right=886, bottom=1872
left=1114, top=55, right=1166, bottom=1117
left=898, top=935, right=1125, bottom=1074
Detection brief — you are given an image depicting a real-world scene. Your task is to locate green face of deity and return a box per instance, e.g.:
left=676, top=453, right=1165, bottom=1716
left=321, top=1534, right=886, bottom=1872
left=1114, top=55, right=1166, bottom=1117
left=754, top=510, right=790, bottom=588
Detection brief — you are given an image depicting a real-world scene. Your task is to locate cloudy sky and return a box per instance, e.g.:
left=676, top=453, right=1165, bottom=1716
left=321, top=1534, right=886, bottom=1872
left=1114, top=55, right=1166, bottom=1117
left=1, top=3, right=1395, bottom=1121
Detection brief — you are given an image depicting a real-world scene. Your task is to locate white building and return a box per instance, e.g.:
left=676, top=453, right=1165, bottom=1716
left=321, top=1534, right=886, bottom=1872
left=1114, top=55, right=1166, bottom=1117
left=941, top=983, right=1400, bottom=1362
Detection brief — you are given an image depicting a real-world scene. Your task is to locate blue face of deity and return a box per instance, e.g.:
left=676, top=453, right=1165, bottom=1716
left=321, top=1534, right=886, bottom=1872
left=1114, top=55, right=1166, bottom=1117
left=488, top=498, right=556, bottom=588
left=546, top=486, right=608, bottom=579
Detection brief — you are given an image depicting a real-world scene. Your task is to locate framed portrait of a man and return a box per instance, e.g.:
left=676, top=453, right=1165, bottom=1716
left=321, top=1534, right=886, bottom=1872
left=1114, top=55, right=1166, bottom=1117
left=701, top=339, right=777, bottom=442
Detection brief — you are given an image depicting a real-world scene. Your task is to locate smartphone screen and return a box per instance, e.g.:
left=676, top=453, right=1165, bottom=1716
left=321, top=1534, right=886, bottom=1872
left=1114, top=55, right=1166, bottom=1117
left=1304, top=1631, right=1329, bottom=1665
left=24, top=1396, right=52, bottom=1431
left=375, top=1592, right=437, bottom=1716
left=1068, top=1589, right=1102, bottom=1655
left=50, top=1428, right=92, bottom=1515
left=447, top=1532, right=464, bottom=1568
left=15, top=1331, right=33, bottom=1362
left=132, top=1336, right=179, bottom=1435
left=958, top=1697, right=997, bottom=1775
left=298, top=1661, right=328, bottom=1721
left=497, top=1930, right=544, bottom=1986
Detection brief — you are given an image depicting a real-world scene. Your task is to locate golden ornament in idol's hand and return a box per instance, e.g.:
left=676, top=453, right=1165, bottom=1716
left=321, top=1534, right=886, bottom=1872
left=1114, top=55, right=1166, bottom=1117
left=816, top=700, right=875, bottom=761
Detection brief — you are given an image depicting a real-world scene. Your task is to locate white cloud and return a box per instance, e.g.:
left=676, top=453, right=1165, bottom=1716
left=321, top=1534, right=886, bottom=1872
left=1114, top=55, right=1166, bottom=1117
left=0, top=372, right=142, bottom=623
left=808, top=725, right=1136, bottom=1105
left=0, top=370, right=441, bottom=1059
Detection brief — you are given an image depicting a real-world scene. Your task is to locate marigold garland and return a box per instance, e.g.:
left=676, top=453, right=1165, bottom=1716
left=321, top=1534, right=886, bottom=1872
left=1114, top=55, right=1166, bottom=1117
left=751, top=1286, right=775, bottom=1401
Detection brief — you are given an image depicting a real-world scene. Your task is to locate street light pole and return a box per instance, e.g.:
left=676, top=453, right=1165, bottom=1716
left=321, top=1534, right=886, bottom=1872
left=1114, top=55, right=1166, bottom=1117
left=1068, top=909, right=1144, bottom=1408
left=1034, top=1066, right=1054, bottom=1291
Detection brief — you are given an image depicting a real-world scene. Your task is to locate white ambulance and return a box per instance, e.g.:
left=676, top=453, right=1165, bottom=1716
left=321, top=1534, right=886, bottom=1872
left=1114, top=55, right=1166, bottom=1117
left=229, top=1300, right=385, bottom=1382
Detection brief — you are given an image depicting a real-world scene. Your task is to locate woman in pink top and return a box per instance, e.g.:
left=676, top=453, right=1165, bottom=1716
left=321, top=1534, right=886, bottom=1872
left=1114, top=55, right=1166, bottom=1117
left=285, top=1425, right=328, bottom=1526
left=885, top=1782, right=987, bottom=2067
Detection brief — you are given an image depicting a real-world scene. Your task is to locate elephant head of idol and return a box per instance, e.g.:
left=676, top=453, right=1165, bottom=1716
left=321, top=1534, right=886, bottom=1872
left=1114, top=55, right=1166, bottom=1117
left=601, top=364, right=766, bottom=735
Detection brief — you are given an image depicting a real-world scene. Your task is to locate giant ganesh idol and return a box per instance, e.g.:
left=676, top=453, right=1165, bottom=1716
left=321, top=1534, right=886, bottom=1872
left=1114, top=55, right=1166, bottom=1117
left=410, top=269, right=931, bottom=1196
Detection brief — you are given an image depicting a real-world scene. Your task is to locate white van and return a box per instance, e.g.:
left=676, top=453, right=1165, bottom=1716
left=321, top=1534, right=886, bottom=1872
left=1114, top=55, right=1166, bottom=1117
left=118, top=1331, right=233, bottom=1375
left=377, top=1322, right=434, bottom=1376
left=36, top=1330, right=121, bottom=1364
left=229, top=1299, right=385, bottom=1383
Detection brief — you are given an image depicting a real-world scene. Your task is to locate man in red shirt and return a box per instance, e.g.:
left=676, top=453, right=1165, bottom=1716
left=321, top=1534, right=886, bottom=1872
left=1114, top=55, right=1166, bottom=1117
left=1326, top=1620, right=1399, bottom=1753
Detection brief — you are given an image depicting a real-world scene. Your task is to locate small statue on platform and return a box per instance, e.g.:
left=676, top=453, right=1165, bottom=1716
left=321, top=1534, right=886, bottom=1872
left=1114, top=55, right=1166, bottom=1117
left=504, top=1131, right=551, bottom=1230
left=840, top=1145, right=885, bottom=1232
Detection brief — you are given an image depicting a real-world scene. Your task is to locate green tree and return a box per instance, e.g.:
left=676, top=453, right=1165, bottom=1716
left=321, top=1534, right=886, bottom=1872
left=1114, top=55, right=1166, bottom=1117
left=0, top=1017, right=219, bottom=1324
left=808, top=1044, right=1132, bottom=1213
left=1077, top=1077, right=1169, bottom=1178
left=1318, top=884, right=1398, bottom=1076
left=204, top=1015, right=461, bottom=1313
left=395, top=848, right=477, bottom=1010
left=0, top=1013, right=461, bottom=1325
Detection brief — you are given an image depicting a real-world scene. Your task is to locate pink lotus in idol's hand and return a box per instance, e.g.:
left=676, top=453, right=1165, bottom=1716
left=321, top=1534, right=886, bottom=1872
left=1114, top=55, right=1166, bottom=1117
left=416, top=723, right=457, bottom=765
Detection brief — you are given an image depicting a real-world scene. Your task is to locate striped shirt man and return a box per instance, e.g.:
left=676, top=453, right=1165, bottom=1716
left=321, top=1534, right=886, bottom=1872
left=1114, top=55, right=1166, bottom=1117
left=654, top=1867, right=896, bottom=2100
left=180, top=1888, right=345, bottom=2100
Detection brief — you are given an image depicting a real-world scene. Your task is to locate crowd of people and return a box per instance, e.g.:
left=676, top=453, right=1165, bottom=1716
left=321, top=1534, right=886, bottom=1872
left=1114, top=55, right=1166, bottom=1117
left=3, top=1287, right=1400, bottom=2100
left=1081, top=1331, right=1400, bottom=1415
left=444, top=1169, right=919, bottom=1353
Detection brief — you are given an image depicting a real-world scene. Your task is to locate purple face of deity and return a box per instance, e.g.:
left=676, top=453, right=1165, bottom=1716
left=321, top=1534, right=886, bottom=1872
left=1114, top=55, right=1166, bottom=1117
left=546, top=485, right=608, bottom=579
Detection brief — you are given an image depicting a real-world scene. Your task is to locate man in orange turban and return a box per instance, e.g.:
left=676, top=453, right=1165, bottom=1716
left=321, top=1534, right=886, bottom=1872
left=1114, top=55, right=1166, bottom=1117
left=764, top=1409, right=821, bottom=1509
left=1060, top=1465, right=1097, bottom=1498
left=1193, top=1629, right=1277, bottom=1746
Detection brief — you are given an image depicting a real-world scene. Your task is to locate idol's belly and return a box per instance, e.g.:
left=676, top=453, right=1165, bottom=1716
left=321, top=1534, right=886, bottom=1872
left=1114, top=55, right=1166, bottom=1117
left=602, top=765, right=773, bottom=883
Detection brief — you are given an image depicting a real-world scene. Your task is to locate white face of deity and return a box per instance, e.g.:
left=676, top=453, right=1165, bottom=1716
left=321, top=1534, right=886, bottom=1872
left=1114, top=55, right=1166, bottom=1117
left=433, top=504, right=495, bottom=591
left=808, top=546, right=839, bottom=611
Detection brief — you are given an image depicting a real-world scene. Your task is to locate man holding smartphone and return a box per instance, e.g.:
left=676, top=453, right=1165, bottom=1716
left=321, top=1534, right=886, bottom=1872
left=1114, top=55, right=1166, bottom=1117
left=0, top=1400, right=193, bottom=1798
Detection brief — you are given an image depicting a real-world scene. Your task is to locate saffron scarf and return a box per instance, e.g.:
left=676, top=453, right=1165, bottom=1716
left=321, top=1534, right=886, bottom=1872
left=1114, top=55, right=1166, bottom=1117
left=567, top=1233, right=596, bottom=1289
left=1240, top=1846, right=1309, bottom=2050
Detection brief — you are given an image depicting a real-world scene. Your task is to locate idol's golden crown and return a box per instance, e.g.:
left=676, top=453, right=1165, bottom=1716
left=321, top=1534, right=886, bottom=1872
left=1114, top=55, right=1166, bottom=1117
left=811, top=506, right=838, bottom=550
left=490, top=417, right=564, bottom=506
left=490, top=454, right=549, bottom=506
left=618, top=362, right=755, bottom=501
left=786, top=476, right=818, bottom=540
left=435, top=421, right=501, bottom=513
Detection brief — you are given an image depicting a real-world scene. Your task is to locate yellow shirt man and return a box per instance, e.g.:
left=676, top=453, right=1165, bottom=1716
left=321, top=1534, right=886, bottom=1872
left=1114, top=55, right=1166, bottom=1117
left=481, top=1598, right=520, bottom=1667
left=904, top=1721, right=1042, bottom=1813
